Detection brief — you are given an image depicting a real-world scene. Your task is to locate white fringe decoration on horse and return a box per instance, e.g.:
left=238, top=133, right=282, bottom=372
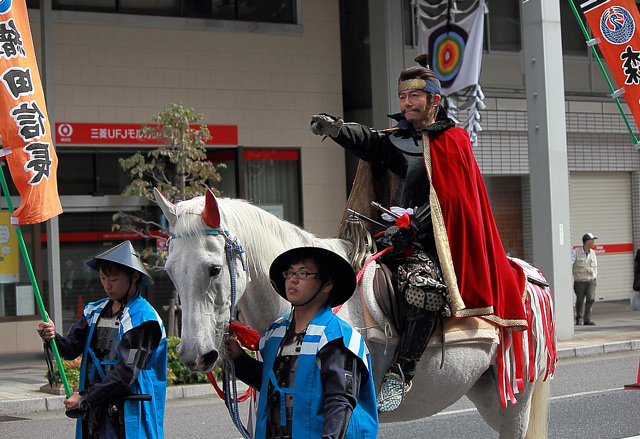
left=499, top=258, right=558, bottom=408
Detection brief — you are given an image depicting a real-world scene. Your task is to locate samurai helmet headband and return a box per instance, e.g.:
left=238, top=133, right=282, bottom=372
left=397, top=53, right=442, bottom=96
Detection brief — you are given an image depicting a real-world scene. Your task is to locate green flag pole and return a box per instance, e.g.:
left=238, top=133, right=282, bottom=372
left=567, top=0, right=640, bottom=153
left=0, top=163, right=71, bottom=398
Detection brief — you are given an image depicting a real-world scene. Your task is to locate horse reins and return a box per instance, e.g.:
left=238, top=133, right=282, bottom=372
left=208, top=228, right=254, bottom=439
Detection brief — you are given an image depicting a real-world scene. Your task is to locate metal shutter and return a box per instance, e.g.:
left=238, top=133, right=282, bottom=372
left=569, top=172, right=633, bottom=301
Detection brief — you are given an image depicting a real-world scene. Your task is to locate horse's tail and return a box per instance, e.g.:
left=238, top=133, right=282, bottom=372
left=524, top=377, right=550, bottom=439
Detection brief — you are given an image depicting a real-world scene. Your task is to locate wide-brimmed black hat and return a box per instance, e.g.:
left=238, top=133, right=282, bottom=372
left=85, top=241, right=154, bottom=286
left=269, top=247, right=356, bottom=307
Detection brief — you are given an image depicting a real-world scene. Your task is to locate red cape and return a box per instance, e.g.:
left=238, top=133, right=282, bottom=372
left=428, top=127, right=526, bottom=327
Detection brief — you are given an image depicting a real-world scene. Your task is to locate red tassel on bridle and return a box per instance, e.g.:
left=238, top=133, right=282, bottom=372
left=207, top=321, right=260, bottom=403
left=229, top=321, right=260, bottom=351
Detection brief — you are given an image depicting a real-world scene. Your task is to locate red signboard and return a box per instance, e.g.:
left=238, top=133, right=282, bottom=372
left=573, top=243, right=634, bottom=254
left=55, top=122, right=238, bottom=145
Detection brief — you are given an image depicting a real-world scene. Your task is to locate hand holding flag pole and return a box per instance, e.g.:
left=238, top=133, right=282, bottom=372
left=568, top=0, right=640, bottom=153
left=0, top=163, right=71, bottom=398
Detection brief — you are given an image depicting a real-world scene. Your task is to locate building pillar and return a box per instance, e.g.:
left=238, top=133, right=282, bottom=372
left=522, top=0, right=574, bottom=340
left=41, top=0, right=63, bottom=332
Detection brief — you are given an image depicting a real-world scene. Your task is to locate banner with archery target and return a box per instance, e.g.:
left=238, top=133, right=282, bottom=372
left=416, top=0, right=487, bottom=144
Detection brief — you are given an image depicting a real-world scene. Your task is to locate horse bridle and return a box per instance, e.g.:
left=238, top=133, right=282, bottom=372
left=170, top=226, right=252, bottom=438
left=169, top=227, right=248, bottom=320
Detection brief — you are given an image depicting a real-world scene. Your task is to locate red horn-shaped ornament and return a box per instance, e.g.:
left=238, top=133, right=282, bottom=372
left=201, top=189, right=221, bottom=228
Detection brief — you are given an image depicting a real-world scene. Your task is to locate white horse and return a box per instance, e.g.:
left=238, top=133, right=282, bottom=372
left=155, top=188, right=556, bottom=439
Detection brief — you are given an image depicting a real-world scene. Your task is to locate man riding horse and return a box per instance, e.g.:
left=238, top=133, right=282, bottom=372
left=310, top=54, right=528, bottom=408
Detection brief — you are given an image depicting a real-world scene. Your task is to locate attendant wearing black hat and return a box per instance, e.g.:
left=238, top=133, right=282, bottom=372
left=225, top=247, right=378, bottom=439
left=572, top=233, right=599, bottom=325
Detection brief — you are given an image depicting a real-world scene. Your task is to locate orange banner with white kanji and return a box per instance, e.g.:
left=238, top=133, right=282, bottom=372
left=0, top=0, right=61, bottom=224
left=582, top=0, right=640, bottom=134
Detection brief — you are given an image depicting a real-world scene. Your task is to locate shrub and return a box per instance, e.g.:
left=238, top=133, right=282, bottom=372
left=46, top=357, right=81, bottom=391
left=166, top=336, right=210, bottom=386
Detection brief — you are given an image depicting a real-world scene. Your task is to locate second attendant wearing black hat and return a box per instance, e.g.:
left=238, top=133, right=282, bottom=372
left=225, top=247, right=378, bottom=439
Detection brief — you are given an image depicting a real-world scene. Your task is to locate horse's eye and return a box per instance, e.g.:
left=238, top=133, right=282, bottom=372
left=209, top=266, right=222, bottom=277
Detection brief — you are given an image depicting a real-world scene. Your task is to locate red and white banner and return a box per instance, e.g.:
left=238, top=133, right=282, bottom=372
left=0, top=0, right=61, bottom=224
left=581, top=0, right=640, bottom=133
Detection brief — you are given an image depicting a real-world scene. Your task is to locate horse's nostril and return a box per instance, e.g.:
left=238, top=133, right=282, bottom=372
left=203, top=350, right=218, bottom=365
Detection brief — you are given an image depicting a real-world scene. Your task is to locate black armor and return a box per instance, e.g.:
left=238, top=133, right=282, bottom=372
left=379, top=133, right=430, bottom=212
left=87, top=313, right=121, bottom=384
left=84, top=310, right=126, bottom=439
left=266, top=341, right=300, bottom=439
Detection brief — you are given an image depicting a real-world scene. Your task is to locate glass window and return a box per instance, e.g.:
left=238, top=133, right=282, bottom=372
left=237, top=0, right=296, bottom=24
left=487, top=0, right=521, bottom=51
left=403, top=0, right=414, bottom=47
left=209, top=148, right=302, bottom=224
left=57, top=151, right=132, bottom=196
left=54, top=0, right=116, bottom=12
left=561, top=1, right=588, bottom=55
left=38, top=0, right=298, bottom=24
left=57, top=152, right=94, bottom=195
left=208, top=149, right=237, bottom=198
left=120, top=0, right=177, bottom=16
left=244, top=149, right=300, bottom=224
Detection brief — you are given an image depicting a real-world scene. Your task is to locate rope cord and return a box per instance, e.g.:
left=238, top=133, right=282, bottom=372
left=222, top=233, right=253, bottom=438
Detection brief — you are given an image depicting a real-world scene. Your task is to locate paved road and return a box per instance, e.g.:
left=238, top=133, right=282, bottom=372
left=3, top=350, right=640, bottom=439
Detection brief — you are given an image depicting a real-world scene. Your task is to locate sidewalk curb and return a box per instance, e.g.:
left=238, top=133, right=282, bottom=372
left=557, top=339, right=640, bottom=360
left=0, top=383, right=219, bottom=416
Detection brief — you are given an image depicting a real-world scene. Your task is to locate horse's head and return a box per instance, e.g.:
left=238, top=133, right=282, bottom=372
left=155, top=188, right=248, bottom=372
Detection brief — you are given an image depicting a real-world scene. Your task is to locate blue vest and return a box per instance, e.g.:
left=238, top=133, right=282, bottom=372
left=77, top=291, right=167, bottom=439
left=256, top=305, right=378, bottom=439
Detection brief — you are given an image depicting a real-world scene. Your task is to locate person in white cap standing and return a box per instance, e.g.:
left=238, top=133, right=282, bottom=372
left=572, top=233, right=598, bottom=325
left=37, top=240, right=167, bottom=439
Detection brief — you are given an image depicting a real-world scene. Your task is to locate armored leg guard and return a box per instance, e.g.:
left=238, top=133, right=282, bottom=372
left=378, top=251, right=450, bottom=412
left=394, top=250, right=450, bottom=381
left=395, top=307, right=440, bottom=381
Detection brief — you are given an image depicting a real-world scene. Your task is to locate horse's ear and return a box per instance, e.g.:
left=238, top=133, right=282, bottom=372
left=153, top=188, right=177, bottom=227
left=202, top=188, right=221, bottom=228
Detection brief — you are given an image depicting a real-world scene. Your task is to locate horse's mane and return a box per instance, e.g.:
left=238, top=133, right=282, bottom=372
left=172, top=196, right=352, bottom=277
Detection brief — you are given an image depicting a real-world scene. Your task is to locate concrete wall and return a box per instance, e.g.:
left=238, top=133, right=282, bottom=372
left=0, top=318, right=42, bottom=354
left=30, top=0, right=346, bottom=237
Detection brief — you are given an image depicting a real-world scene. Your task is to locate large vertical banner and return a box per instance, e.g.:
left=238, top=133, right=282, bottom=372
left=582, top=0, right=640, bottom=134
left=416, top=0, right=487, bottom=144
left=0, top=0, right=61, bottom=224
left=417, top=0, right=486, bottom=95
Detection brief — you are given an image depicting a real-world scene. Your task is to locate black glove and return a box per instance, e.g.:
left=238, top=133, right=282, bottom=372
left=310, top=113, right=344, bottom=137
left=384, top=225, right=414, bottom=252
